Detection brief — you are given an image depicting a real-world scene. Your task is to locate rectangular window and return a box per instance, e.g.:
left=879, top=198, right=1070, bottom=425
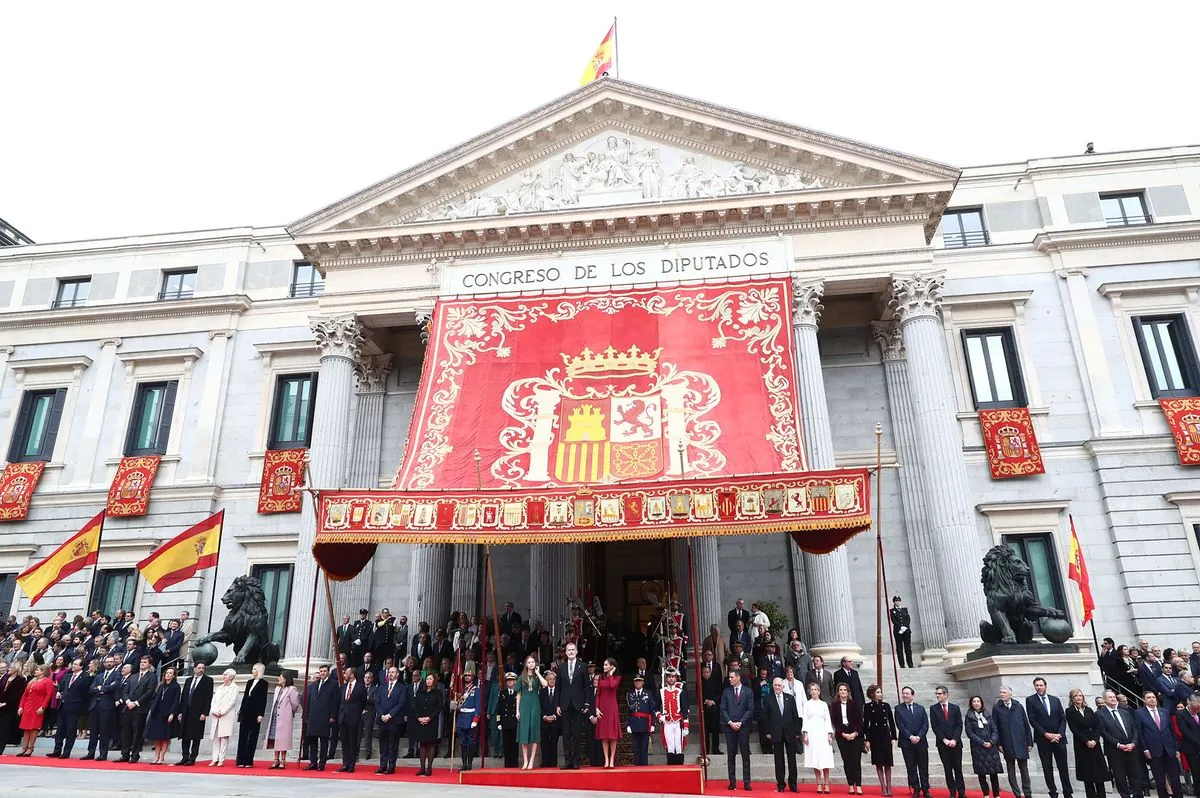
left=0, top=573, right=15, bottom=619
left=962, top=328, right=1027, bottom=409
left=7, top=388, right=67, bottom=462
left=159, top=269, right=197, bottom=300
left=92, top=568, right=138, bottom=618
left=1100, top=192, right=1151, bottom=226
left=250, top=564, right=293, bottom=655
left=269, top=373, right=318, bottom=449
left=124, top=381, right=178, bottom=456
left=53, top=278, right=90, bottom=308
left=1133, top=315, right=1200, bottom=398
left=290, top=261, right=324, bottom=298
left=941, top=208, right=989, bottom=248
left=1003, top=534, right=1068, bottom=622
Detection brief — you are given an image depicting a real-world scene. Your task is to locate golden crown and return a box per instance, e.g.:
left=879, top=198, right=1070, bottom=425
left=561, top=345, right=661, bottom=379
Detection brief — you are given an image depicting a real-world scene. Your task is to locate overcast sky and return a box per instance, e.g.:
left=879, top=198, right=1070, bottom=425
left=4, top=2, right=1198, bottom=244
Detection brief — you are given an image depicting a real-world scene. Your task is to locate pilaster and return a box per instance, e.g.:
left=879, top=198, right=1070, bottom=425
left=184, top=330, right=235, bottom=484
left=1056, top=267, right=1127, bottom=436
left=67, top=338, right=121, bottom=487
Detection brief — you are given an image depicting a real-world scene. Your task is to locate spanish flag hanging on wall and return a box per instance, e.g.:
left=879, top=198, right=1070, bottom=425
left=136, top=510, right=223, bottom=592
left=1066, top=515, right=1095, bottom=626
left=580, top=23, right=616, bottom=85
left=17, top=510, right=104, bottom=605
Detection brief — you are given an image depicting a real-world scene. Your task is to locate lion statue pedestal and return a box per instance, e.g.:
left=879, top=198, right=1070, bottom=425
left=193, top=575, right=282, bottom=673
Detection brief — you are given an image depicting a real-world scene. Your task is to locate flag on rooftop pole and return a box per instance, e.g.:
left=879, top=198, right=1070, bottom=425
left=136, top=510, right=223, bottom=592
left=1066, top=515, right=1095, bottom=627
left=580, top=20, right=616, bottom=85
left=17, top=510, right=104, bottom=605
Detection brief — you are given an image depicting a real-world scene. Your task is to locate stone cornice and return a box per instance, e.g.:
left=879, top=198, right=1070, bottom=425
left=0, top=226, right=292, bottom=264
left=1034, top=219, right=1200, bottom=254
left=1097, top=276, right=1200, bottom=299
left=0, top=295, right=253, bottom=330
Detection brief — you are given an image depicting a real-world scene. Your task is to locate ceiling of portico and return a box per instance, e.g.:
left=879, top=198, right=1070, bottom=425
left=288, top=80, right=960, bottom=264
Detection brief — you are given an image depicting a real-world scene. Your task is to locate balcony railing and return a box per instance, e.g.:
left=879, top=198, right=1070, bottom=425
left=942, top=229, right=990, bottom=248
left=290, top=282, right=325, bottom=298
left=51, top=297, right=87, bottom=309
left=1104, top=215, right=1151, bottom=227
left=158, top=289, right=194, bottom=301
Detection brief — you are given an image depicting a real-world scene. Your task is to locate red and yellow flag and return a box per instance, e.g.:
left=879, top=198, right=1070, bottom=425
left=137, top=510, right=223, bottom=592
left=580, top=23, right=616, bottom=86
left=1067, top=515, right=1095, bottom=626
left=17, top=510, right=104, bottom=605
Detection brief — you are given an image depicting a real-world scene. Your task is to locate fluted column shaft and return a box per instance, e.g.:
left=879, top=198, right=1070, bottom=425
left=792, top=280, right=860, bottom=660
left=891, top=275, right=986, bottom=652
left=530, top=544, right=580, bottom=632
left=408, top=544, right=454, bottom=631
left=284, top=314, right=362, bottom=667
left=671, top=539, right=691, bottom=632
left=689, top=537, right=722, bottom=641
left=873, top=323, right=947, bottom=656
left=451, top=545, right=481, bottom=616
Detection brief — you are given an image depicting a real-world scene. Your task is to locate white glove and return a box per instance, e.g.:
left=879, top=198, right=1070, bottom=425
left=683, top=727, right=689, bottom=736
left=626, top=726, right=631, bottom=734
left=354, top=638, right=361, bottom=645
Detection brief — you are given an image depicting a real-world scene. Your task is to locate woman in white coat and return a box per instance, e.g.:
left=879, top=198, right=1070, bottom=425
left=801, top=680, right=835, bottom=793
left=208, top=668, right=240, bottom=766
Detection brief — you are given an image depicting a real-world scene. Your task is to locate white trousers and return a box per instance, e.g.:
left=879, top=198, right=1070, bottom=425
left=663, top=721, right=683, bottom=754
left=211, top=736, right=230, bottom=763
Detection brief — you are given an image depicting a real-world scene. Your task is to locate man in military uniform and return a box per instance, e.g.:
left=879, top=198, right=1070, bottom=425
left=372, top=608, right=397, bottom=666
left=351, top=609, right=373, bottom=668
left=657, top=667, right=689, bottom=765
left=497, top=672, right=519, bottom=768
left=626, top=673, right=658, bottom=766
left=890, top=596, right=914, bottom=668
left=455, top=668, right=482, bottom=771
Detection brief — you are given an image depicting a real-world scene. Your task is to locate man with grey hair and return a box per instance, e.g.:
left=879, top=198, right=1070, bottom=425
left=1096, top=688, right=1141, bottom=798
left=993, top=686, right=1033, bottom=798
left=1177, top=693, right=1200, bottom=792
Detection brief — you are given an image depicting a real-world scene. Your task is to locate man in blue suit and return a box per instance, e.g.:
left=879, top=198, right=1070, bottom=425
left=1026, top=677, right=1074, bottom=798
left=994, top=686, right=1034, bottom=798
left=1135, top=691, right=1182, bottom=798
left=50, top=658, right=92, bottom=759
left=305, top=664, right=341, bottom=771
left=84, top=655, right=121, bottom=761
left=721, top=669, right=755, bottom=791
left=930, top=685, right=966, bottom=798
left=1156, top=663, right=1191, bottom=707
left=375, top=665, right=407, bottom=775
left=894, top=686, right=930, bottom=798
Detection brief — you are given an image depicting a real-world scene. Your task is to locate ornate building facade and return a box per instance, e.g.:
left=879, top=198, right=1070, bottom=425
left=1, top=81, right=1198, bottom=672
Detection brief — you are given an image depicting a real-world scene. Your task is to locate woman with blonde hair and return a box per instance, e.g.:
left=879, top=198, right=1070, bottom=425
left=208, top=668, right=240, bottom=766
left=1065, top=688, right=1109, bottom=798
left=16, top=663, right=53, bottom=756
left=515, top=655, right=548, bottom=769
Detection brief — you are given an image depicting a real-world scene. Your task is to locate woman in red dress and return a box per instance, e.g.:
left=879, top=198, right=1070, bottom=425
left=594, top=657, right=622, bottom=768
left=17, top=664, right=54, bottom=756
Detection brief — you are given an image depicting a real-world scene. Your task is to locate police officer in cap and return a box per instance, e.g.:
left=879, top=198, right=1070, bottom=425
left=889, top=596, right=913, bottom=668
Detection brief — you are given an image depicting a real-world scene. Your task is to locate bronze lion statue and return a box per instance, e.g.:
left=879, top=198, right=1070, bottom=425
left=195, top=575, right=277, bottom=665
left=979, top=544, right=1067, bottom=644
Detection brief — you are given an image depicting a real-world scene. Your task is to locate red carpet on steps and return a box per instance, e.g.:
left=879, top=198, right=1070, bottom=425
left=0, top=755, right=932, bottom=795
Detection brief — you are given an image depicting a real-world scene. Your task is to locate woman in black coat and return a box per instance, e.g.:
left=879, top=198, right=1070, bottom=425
left=965, top=695, right=1004, bottom=798
left=411, top=673, right=445, bottom=777
left=145, top=667, right=181, bottom=765
left=862, top=684, right=897, bottom=796
left=236, top=664, right=269, bottom=768
left=832, top=682, right=865, bottom=793
left=1066, top=689, right=1110, bottom=798
left=701, top=663, right=724, bottom=756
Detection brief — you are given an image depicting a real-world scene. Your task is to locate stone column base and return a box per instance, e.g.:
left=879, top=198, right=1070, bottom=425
left=942, top=638, right=984, bottom=665
left=919, top=647, right=949, bottom=666
left=944, top=652, right=1102, bottom=700
left=278, top=656, right=333, bottom=679
left=809, top=643, right=863, bottom=664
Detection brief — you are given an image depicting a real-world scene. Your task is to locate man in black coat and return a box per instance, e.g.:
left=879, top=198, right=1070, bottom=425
left=539, top=670, right=561, bottom=768
left=175, top=662, right=213, bottom=765
left=930, top=685, right=967, bottom=798
left=555, top=641, right=591, bottom=769
left=350, top=609, right=372, bottom=668
left=305, top=664, right=341, bottom=771
left=336, top=615, right=354, bottom=660
left=498, top=672, right=519, bottom=768
left=1026, top=677, right=1074, bottom=798
left=337, top=666, right=366, bottom=772
left=763, top=677, right=800, bottom=792
left=832, top=657, right=866, bottom=708
left=1096, top=688, right=1142, bottom=798
left=117, top=655, right=157, bottom=762
left=728, top=599, right=751, bottom=637
left=375, top=666, right=407, bottom=775
left=499, top=603, right=522, bottom=636
left=84, top=656, right=121, bottom=760
left=118, top=635, right=145, bottom=671
left=50, top=658, right=92, bottom=758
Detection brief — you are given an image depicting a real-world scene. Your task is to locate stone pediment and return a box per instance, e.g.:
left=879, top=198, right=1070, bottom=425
left=290, top=80, right=959, bottom=240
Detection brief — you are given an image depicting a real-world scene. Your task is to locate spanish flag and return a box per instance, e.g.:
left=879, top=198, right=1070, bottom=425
left=17, top=510, right=104, bottom=605
left=1066, top=515, right=1095, bottom=626
left=580, top=23, right=616, bottom=86
left=137, top=510, right=223, bottom=592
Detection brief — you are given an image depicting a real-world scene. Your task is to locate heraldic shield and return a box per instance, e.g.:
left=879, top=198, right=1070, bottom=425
left=553, top=394, right=667, bottom=483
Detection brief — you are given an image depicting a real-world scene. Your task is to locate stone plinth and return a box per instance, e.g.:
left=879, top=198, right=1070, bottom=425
left=944, top=652, right=1102, bottom=702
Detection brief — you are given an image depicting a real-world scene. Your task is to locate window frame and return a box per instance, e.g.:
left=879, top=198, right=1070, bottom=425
left=7, top=387, right=68, bottom=463
left=92, top=568, right=139, bottom=618
left=0, top=573, right=15, bottom=619
left=250, top=563, right=293, bottom=654
left=1100, top=191, right=1151, bottom=226
left=1132, top=314, right=1200, bottom=398
left=961, top=326, right=1028, bottom=410
left=941, top=207, right=990, bottom=248
left=158, top=269, right=197, bottom=301
left=267, top=372, right=318, bottom=450
left=289, top=261, right=325, bottom=299
left=124, top=380, right=179, bottom=456
left=53, top=277, right=91, bottom=309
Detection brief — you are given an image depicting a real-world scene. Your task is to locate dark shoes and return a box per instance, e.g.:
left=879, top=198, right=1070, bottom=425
left=729, top=782, right=738, bottom=791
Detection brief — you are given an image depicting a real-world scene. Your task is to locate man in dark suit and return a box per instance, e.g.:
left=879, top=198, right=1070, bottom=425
left=539, top=670, right=561, bottom=768
left=1176, top=694, right=1200, bottom=789
left=832, top=657, right=865, bottom=708
left=50, top=658, right=92, bottom=758
left=728, top=599, right=751, bottom=638
left=804, top=655, right=834, bottom=702
left=371, top=609, right=397, bottom=665
left=160, top=620, right=184, bottom=669
left=1026, top=677, right=1074, bottom=798
left=337, top=666, right=366, bottom=772
left=350, top=609, right=372, bottom=668
left=720, top=669, right=755, bottom=790
left=119, top=636, right=145, bottom=671
left=890, top=596, right=914, bottom=668
left=1135, top=691, right=1182, bottom=798
left=930, top=685, right=966, bottom=798
left=499, top=603, right=522, bottom=636
left=431, top=629, right=454, bottom=667
left=393, top=615, right=409, bottom=664
left=117, top=655, right=157, bottom=762
left=994, top=686, right=1034, bottom=798
left=375, top=666, right=407, bottom=775
left=336, top=615, right=354, bottom=661
left=1156, top=663, right=1191, bottom=707
left=895, top=686, right=931, bottom=798
left=730, top=620, right=753, bottom=655
left=556, top=641, right=590, bottom=769
left=763, top=677, right=799, bottom=792
left=84, top=656, right=121, bottom=760
left=305, top=664, right=341, bottom=771
left=175, top=662, right=213, bottom=765
left=1097, top=688, right=1143, bottom=798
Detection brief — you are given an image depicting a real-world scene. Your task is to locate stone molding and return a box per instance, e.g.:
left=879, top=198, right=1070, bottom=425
left=790, top=278, right=824, bottom=328
left=310, top=314, right=363, bottom=361
left=354, top=353, right=393, bottom=394
left=890, top=273, right=945, bottom=323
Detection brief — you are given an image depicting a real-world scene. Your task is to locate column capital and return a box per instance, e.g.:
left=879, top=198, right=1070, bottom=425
left=414, top=308, right=434, bottom=346
left=890, top=273, right=944, bottom=324
left=354, top=353, right=393, bottom=394
left=790, top=278, right=825, bottom=328
left=870, top=320, right=905, bottom=361
left=96, top=338, right=122, bottom=349
left=311, top=314, right=363, bottom=360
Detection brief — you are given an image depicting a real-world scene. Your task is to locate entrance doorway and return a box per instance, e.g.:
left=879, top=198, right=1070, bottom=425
left=587, top=540, right=672, bottom=669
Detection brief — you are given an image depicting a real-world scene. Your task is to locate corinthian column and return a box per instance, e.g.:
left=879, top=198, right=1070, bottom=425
left=871, top=322, right=948, bottom=661
left=792, top=279, right=860, bottom=661
left=283, top=314, right=363, bottom=671
left=890, top=275, right=986, bottom=655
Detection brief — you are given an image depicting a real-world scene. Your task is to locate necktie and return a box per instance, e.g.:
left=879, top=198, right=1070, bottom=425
left=909, top=704, right=914, bottom=715
left=69, top=674, right=77, bottom=689
left=346, top=683, right=353, bottom=701
left=1112, top=709, right=1126, bottom=737
left=190, top=678, right=197, bottom=695
left=1154, top=709, right=1161, bottom=729
left=778, top=695, right=784, bottom=715
left=569, top=662, right=574, bottom=681
left=1043, top=696, right=1050, bottom=715
left=735, top=687, right=740, bottom=701
left=944, top=704, right=949, bottom=721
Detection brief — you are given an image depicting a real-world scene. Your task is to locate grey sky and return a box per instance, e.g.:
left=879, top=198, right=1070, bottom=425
left=4, top=1, right=1198, bottom=244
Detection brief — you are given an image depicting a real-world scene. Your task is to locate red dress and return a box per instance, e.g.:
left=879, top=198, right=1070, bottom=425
left=594, top=674, right=621, bottom=741
left=18, top=677, right=54, bottom=731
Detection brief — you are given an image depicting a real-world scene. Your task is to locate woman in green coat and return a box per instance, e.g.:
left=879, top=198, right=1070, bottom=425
left=516, top=655, right=548, bottom=769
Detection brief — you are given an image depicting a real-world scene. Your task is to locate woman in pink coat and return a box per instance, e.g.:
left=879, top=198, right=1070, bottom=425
left=265, top=673, right=300, bottom=769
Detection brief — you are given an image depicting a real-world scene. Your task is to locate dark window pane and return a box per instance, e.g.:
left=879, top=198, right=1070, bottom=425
left=251, top=564, right=293, bottom=654
left=963, top=328, right=1025, bottom=409
left=93, top=569, right=138, bottom=617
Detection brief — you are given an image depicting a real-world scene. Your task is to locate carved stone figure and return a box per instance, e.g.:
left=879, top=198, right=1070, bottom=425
left=978, top=544, right=1070, bottom=645
left=194, top=575, right=278, bottom=666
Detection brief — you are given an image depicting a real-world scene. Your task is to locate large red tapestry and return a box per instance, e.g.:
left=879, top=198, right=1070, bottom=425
left=258, top=449, right=306, bottom=513
left=106, top=456, right=161, bottom=517
left=1160, top=398, right=1200, bottom=465
left=978, top=408, right=1046, bottom=479
left=0, top=462, right=46, bottom=521
left=393, top=278, right=806, bottom=491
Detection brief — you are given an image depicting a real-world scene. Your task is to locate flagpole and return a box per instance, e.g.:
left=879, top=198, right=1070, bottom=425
left=612, top=17, right=619, bottom=79
left=203, top=510, right=225, bottom=637
left=81, top=511, right=106, bottom=617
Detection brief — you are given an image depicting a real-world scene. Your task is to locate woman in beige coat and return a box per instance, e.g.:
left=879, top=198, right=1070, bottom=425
left=208, top=669, right=240, bottom=766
